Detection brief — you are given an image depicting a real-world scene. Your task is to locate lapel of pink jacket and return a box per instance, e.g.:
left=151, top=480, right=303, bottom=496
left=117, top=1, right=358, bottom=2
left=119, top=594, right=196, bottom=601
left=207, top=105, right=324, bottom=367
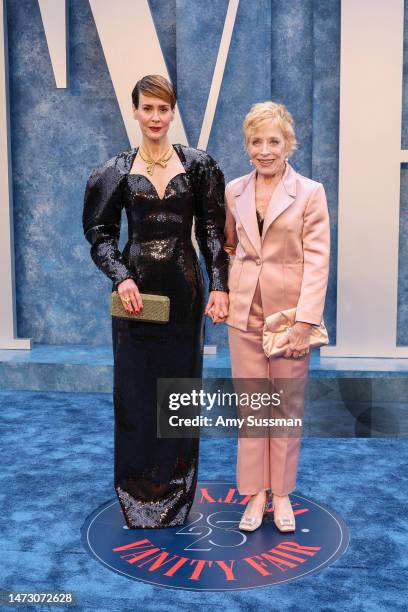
left=261, top=162, right=297, bottom=241
left=233, top=170, right=262, bottom=257
left=232, top=163, right=297, bottom=256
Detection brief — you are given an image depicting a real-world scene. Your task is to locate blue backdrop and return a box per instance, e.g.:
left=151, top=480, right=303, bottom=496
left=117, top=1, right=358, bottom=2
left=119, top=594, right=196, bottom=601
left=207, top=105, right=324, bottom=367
left=6, top=0, right=407, bottom=347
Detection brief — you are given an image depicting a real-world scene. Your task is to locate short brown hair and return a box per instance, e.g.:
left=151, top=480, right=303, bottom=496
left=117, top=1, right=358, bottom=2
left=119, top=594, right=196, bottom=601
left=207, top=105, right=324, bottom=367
left=243, top=101, right=297, bottom=157
left=132, top=74, right=176, bottom=109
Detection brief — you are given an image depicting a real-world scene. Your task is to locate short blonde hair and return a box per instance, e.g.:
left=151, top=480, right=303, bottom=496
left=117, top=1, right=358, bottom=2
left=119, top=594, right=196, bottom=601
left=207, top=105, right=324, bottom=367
left=243, top=101, right=297, bottom=156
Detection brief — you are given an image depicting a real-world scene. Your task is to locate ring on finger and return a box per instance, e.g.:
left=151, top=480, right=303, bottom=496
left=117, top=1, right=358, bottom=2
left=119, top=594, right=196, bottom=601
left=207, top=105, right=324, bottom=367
left=122, top=296, right=131, bottom=303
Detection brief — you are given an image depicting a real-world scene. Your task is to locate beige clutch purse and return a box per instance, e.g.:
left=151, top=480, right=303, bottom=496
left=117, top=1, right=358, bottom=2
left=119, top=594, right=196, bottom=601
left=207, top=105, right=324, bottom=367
left=262, top=307, right=329, bottom=358
left=110, top=291, right=170, bottom=323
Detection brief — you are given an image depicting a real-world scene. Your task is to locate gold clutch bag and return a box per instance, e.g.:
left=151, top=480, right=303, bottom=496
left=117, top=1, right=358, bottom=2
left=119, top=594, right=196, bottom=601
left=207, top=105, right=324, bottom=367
left=262, top=307, right=329, bottom=358
left=110, top=291, right=170, bottom=324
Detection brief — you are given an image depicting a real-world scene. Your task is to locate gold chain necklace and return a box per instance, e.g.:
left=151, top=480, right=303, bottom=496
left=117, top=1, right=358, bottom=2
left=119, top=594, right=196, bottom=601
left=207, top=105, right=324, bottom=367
left=139, top=145, right=174, bottom=175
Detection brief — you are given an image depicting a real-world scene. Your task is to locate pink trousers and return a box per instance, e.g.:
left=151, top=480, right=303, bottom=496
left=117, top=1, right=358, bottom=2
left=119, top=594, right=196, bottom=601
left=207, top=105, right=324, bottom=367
left=228, top=282, right=310, bottom=496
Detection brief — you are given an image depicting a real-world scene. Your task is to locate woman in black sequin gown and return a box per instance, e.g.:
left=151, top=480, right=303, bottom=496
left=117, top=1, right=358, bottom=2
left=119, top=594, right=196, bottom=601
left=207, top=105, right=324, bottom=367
left=82, top=75, right=229, bottom=528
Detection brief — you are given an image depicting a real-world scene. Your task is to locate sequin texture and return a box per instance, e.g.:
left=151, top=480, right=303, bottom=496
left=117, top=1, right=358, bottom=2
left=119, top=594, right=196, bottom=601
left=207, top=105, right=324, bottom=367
left=83, top=145, right=229, bottom=527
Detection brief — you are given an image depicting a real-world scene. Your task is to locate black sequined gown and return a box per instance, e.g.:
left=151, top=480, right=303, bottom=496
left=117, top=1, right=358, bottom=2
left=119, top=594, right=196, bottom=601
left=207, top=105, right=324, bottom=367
left=83, top=144, right=229, bottom=528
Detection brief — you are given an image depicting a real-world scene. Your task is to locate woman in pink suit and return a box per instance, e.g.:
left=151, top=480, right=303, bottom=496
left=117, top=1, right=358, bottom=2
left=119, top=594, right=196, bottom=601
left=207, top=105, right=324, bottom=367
left=223, top=101, right=330, bottom=532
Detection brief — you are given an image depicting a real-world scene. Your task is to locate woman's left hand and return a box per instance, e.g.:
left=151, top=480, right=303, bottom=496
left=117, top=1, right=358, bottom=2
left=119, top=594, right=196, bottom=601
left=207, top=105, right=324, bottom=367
left=205, top=291, right=229, bottom=324
left=276, top=321, right=312, bottom=358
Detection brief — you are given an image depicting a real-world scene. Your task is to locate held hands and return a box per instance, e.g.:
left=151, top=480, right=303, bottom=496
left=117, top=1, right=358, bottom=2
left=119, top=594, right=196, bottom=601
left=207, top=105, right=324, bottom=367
left=117, top=282, right=228, bottom=322
left=117, top=278, right=143, bottom=315
left=275, top=321, right=312, bottom=359
left=205, top=291, right=229, bottom=325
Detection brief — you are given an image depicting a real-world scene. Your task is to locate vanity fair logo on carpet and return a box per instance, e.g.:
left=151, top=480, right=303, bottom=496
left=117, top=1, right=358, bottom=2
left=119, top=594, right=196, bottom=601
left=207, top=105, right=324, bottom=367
left=81, top=481, right=349, bottom=590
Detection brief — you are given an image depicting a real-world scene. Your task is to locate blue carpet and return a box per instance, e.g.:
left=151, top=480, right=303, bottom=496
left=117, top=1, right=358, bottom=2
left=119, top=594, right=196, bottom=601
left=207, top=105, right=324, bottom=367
left=0, top=390, right=407, bottom=611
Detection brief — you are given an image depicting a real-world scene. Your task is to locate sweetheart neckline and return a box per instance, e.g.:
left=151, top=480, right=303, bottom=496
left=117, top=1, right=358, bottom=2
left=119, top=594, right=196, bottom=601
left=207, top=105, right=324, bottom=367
left=127, top=171, right=187, bottom=201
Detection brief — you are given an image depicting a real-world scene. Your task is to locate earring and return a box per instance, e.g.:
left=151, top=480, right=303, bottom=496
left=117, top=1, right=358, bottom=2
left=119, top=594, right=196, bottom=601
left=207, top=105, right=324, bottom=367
left=249, top=159, right=253, bottom=165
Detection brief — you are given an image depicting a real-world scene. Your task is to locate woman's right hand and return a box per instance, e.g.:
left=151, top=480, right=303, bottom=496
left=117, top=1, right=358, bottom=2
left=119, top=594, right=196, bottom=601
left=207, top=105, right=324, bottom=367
left=117, top=278, right=143, bottom=315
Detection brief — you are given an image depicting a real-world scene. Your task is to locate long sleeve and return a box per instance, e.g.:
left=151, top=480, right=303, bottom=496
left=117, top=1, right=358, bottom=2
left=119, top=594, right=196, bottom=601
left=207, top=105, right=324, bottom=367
left=193, top=153, right=229, bottom=292
left=82, top=158, right=136, bottom=289
left=295, top=182, right=330, bottom=325
left=223, top=182, right=238, bottom=260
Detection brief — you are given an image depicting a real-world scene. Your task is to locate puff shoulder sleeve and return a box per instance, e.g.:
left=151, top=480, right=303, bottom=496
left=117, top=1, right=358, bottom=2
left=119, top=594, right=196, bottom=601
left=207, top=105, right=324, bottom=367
left=193, top=152, right=229, bottom=292
left=223, top=181, right=238, bottom=258
left=82, top=157, right=136, bottom=289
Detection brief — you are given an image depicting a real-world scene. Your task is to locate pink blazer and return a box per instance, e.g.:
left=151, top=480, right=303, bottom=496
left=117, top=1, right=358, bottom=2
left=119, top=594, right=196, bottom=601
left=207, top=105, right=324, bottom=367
left=224, top=162, right=330, bottom=331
